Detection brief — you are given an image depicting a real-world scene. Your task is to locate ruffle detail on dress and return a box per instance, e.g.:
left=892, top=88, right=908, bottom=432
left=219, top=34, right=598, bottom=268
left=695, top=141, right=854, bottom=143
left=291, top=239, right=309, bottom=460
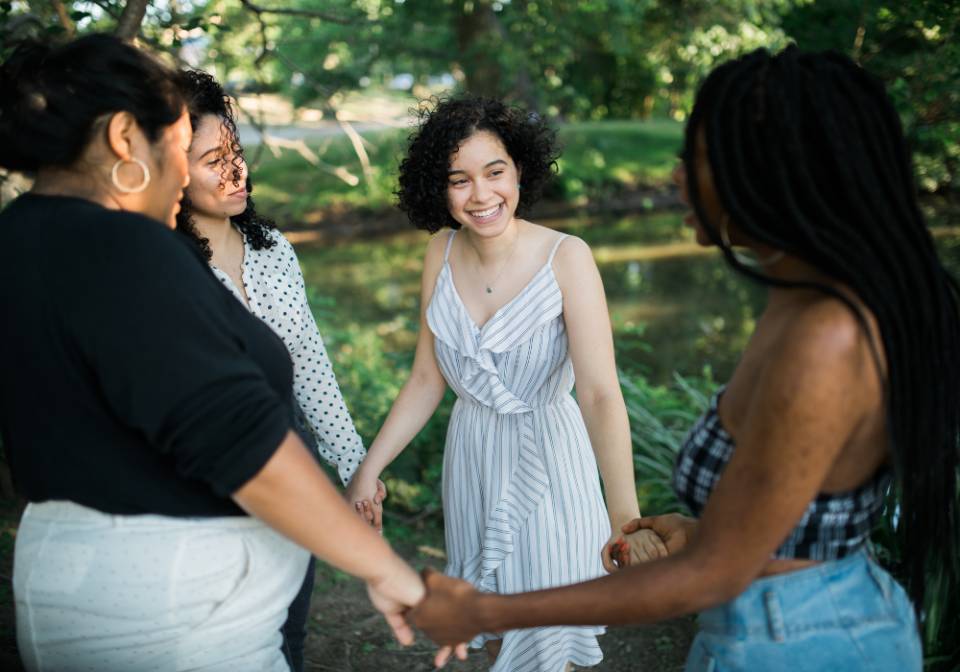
left=444, top=414, right=549, bottom=596
left=427, top=263, right=563, bottom=413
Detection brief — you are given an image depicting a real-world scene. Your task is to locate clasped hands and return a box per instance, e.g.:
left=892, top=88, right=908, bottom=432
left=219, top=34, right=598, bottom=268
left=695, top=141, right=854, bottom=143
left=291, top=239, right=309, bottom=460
left=602, top=512, right=697, bottom=571
left=367, top=513, right=698, bottom=668
left=345, top=475, right=388, bottom=531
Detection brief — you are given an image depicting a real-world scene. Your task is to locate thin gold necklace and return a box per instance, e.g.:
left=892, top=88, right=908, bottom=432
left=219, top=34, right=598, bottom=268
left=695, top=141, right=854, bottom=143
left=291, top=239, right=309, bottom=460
left=471, top=225, right=521, bottom=294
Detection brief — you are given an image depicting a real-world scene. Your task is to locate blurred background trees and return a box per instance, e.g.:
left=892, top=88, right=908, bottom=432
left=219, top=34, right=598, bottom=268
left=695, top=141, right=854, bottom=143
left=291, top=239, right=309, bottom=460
left=2, top=0, right=956, bottom=194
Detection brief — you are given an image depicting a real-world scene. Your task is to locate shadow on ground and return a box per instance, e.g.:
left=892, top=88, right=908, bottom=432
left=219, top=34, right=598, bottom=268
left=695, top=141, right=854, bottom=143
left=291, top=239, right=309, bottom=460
left=304, top=542, right=696, bottom=672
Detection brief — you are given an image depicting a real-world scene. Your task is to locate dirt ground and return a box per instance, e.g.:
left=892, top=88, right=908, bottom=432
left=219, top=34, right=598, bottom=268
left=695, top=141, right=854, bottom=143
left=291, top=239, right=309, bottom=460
left=0, top=501, right=696, bottom=671
left=302, top=536, right=696, bottom=672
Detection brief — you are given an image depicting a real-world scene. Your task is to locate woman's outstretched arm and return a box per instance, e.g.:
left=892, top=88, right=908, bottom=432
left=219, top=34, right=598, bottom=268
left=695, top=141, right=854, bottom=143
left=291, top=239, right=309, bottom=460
left=344, top=234, right=450, bottom=515
left=412, top=300, right=874, bottom=645
left=554, top=236, right=665, bottom=568
left=233, top=430, right=423, bottom=644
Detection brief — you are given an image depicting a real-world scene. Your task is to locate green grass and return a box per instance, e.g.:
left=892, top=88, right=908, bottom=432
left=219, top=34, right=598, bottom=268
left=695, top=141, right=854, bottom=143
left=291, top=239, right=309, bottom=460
left=248, top=130, right=409, bottom=224
left=552, top=119, right=684, bottom=203
left=249, top=119, right=684, bottom=226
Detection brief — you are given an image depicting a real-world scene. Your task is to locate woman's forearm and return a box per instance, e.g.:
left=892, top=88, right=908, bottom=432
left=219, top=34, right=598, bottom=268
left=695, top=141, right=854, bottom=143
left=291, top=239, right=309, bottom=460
left=580, top=392, right=641, bottom=525
left=233, top=430, right=409, bottom=584
left=478, top=550, right=731, bottom=632
left=412, top=543, right=748, bottom=645
left=356, top=371, right=447, bottom=478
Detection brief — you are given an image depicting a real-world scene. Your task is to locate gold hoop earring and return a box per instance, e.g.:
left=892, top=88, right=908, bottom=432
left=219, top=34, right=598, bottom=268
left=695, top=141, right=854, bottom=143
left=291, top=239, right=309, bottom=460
left=719, top=215, right=784, bottom=268
left=111, top=158, right=151, bottom=194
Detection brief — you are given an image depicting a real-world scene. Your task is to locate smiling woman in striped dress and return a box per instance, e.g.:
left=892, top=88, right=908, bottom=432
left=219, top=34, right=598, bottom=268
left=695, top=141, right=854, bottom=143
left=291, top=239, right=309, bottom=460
left=346, top=96, right=666, bottom=672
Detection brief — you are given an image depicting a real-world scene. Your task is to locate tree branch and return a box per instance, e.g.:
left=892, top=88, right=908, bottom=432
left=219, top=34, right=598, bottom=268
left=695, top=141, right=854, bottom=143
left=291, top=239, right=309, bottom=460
left=115, top=0, right=149, bottom=41
left=88, top=0, right=121, bottom=20
left=51, top=0, right=76, bottom=37
left=236, top=0, right=363, bottom=25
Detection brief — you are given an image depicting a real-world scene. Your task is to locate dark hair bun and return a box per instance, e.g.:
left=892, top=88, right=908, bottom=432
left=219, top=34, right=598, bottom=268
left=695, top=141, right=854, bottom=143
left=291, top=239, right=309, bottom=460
left=0, top=33, right=183, bottom=173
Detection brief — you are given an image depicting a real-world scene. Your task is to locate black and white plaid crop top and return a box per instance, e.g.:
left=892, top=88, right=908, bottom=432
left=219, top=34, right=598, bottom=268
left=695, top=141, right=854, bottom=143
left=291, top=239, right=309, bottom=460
left=672, top=388, right=892, bottom=560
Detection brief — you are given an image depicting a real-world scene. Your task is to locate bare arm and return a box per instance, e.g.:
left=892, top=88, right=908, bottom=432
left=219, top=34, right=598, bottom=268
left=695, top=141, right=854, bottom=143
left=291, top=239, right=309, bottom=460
left=554, top=237, right=663, bottom=566
left=233, top=430, right=423, bottom=643
left=412, top=302, right=874, bottom=643
left=345, top=235, right=449, bottom=501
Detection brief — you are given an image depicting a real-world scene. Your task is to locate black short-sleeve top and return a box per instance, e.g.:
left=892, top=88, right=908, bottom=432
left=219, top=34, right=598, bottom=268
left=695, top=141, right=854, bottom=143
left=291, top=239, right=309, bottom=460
left=0, top=194, right=297, bottom=517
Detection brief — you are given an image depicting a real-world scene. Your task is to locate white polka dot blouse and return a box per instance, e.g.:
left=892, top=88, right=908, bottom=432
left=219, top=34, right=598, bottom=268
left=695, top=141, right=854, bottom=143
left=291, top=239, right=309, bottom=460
left=210, top=228, right=365, bottom=485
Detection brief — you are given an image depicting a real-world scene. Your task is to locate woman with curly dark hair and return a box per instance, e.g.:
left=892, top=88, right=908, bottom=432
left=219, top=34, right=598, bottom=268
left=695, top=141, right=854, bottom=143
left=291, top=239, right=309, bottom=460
left=347, top=96, right=664, bottom=671
left=175, top=69, right=385, bottom=672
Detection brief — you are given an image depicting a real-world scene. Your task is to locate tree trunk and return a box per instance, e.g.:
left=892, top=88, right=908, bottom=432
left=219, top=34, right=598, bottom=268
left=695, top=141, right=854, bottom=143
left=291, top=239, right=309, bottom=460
left=455, top=0, right=502, bottom=96
left=51, top=0, right=76, bottom=37
left=115, top=0, right=149, bottom=41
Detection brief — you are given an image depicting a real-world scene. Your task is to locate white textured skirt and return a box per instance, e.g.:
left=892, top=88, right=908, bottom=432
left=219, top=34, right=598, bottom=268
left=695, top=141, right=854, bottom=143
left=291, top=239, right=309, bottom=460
left=14, top=500, right=310, bottom=672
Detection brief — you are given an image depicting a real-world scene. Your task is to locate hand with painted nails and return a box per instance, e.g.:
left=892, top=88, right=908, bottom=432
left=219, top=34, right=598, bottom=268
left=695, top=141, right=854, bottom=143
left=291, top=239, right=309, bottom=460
left=603, top=524, right=668, bottom=571
left=622, top=514, right=697, bottom=557
left=344, top=473, right=388, bottom=531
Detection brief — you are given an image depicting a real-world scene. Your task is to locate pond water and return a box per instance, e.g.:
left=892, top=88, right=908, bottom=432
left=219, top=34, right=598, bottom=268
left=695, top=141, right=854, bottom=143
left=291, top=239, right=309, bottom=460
left=295, top=208, right=960, bottom=386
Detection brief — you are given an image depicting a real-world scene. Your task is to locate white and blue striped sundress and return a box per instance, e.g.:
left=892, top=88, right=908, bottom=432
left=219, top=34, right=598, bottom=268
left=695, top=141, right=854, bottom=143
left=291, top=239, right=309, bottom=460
left=426, top=230, right=609, bottom=672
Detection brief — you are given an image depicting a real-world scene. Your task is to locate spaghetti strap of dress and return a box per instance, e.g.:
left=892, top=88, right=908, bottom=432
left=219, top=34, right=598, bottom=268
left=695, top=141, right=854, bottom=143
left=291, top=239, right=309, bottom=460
left=443, top=230, right=457, bottom=262
left=547, top=233, right=569, bottom=265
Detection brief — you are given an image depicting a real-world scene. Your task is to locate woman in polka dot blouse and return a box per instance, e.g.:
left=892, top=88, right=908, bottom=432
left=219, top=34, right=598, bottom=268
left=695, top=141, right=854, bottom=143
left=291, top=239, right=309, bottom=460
left=175, top=69, right=384, bottom=672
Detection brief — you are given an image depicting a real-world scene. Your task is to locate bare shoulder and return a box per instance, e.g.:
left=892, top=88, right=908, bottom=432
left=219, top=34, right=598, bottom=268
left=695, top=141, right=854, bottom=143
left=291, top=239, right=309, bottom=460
left=549, top=233, right=594, bottom=274
left=424, top=230, right=451, bottom=268
left=421, top=231, right=452, bottom=293
left=783, top=296, right=873, bottom=361
left=765, top=294, right=882, bottom=397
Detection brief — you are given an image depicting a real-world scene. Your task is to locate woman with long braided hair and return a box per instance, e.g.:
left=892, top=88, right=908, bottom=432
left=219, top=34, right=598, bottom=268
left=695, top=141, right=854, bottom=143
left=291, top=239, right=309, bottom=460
left=410, top=46, right=958, bottom=672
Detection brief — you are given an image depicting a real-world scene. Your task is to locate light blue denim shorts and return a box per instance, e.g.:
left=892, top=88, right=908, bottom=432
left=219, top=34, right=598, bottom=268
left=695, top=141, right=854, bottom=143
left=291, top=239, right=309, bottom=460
left=685, top=549, right=921, bottom=671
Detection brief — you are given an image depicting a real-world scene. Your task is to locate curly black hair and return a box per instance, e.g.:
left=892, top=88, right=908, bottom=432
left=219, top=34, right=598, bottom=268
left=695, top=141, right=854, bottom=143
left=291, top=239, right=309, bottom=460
left=175, top=69, right=276, bottom=260
left=396, top=96, right=560, bottom=233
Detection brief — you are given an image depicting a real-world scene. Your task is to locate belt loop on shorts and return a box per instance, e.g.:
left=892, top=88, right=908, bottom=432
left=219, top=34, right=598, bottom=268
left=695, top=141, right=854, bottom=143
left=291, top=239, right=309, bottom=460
left=763, top=590, right=786, bottom=642
left=864, top=552, right=892, bottom=603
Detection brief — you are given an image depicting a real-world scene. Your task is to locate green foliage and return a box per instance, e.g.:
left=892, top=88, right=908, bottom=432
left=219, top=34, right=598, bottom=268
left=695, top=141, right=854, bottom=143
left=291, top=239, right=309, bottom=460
left=303, top=281, right=453, bottom=515
left=1, top=1, right=954, bottom=193
left=250, top=128, right=409, bottom=222
left=870, top=488, right=960, bottom=671
left=251, top=120, right=684, bottom=226
left=620, top=369, right=716, bottom=513
left=781, top=0, right=960, bottom=192
left=550, top=120, right=684, bottom=202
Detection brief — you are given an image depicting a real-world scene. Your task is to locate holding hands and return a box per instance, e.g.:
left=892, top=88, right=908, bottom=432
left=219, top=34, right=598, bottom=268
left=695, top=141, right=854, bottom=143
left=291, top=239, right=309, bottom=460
left=345, top=474, right=388, bottom=531
left=612, top=513, right=698, bottom=568
left=602, top=513, right=698, bottom=570
left=410, top=569, right=477, bottom=665
left=368, top=566, right=471, bottom=667
left=372, top=512, right=697, bottom=659
left=602, top=526, right=667, bottom=571
left=365, top=560, right=425, bottom=646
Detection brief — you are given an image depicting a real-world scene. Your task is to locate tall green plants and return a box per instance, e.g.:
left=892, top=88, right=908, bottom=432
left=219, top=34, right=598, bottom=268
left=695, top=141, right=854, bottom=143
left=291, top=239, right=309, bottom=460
left=620, top=369, right=714, bottom=514
left=872, top=486, right=960, bottom=671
